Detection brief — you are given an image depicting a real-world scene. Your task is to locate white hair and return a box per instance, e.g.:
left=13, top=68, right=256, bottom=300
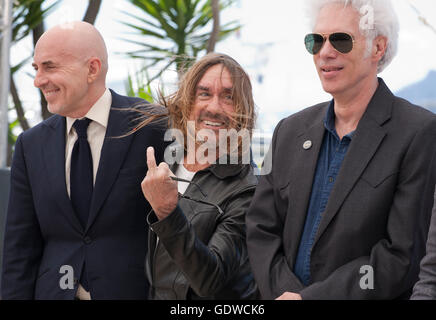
left=307, top=0, right=399, bottom=73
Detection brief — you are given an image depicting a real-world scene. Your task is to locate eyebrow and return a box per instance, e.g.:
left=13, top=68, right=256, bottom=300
left=32, top=61, right=57, bottom=69
left=197, top=86, right=210, bottom=92
left=197, top=85, right=233, bottom=93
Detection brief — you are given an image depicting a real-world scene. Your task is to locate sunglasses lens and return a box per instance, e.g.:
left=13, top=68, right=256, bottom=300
left=330, top=33, right=353, bottom=53
left=305, top=33, right=324, bottom=55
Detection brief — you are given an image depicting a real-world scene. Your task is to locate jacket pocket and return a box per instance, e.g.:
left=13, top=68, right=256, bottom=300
left=360, top=171, right=399, bottom=188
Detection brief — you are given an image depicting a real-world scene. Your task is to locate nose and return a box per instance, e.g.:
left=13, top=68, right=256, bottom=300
left=318, top=38, right=338, bottom=59
left=206, top=94, right=222, bottom=112
left=33, top=70, right=47, bottom=89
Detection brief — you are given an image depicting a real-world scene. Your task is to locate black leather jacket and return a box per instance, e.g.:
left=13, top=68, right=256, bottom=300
left=145, top=162, right=259, bottom=300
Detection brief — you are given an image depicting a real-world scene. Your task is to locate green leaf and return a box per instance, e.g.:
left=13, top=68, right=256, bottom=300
left=120, top=10, right=162, bottom=30
left=121, top=0, right=240, bottom=78
left=122, top=22, right=166, bottom=39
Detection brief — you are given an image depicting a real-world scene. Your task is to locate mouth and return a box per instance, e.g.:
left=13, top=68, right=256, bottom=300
left=197, top=111, right=231, bottom=130
left=43, top=88, right=60, bottom=99
left=202, top=120, right=227, bottom=128
left=321, top=66, right=344, bottom=76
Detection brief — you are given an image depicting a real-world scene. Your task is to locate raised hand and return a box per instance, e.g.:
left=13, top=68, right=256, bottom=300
left=141, top=147, right=179, bottom=220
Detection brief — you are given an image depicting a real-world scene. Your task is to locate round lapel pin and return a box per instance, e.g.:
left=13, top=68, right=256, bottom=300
left=303, top=140, right=313, bottom=150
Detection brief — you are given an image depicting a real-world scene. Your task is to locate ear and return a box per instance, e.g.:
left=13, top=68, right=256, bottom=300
left=372, top=35, right=388, bottom=63
left=87, top=57, right=102, bottom=83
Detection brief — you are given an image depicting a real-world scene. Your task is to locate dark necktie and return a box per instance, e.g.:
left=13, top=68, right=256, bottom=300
left=71, top=118, right=93, bottom=228
left=70, top=118, right=93, bottom=292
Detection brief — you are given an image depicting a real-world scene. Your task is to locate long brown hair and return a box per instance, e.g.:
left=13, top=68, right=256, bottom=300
left=132, top=53, right=256, bottom=154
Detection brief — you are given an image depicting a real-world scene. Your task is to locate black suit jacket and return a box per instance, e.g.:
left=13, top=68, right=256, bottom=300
left=246, top=79, right=436, bottom=299
left=1, top=90, right=167, bottom=299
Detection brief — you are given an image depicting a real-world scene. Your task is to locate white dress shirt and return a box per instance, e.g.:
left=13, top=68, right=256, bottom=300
left=65, top=88, right=112, bottom=196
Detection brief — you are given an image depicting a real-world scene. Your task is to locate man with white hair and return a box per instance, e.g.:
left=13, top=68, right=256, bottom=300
left=247, top=0, right=436, bottom=299
left=1, top=21, right=167, bottom=299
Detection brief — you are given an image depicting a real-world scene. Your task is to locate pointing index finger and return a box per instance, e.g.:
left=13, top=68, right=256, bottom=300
left=147, top=147, right=157, bottom=170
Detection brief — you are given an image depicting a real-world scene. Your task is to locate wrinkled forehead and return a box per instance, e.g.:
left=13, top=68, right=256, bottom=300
left=197, top=64, right=233, bottom=89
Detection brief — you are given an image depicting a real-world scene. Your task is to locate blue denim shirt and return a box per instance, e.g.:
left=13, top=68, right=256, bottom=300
left=294, top=101, right=355, bottom=286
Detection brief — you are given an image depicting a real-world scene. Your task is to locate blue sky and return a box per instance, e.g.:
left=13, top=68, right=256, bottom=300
left=11, top=0, right=436, bottom=133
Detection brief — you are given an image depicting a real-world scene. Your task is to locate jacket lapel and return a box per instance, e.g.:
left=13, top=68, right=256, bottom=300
left=86, top=91, right=136, bottom=232
left=42, top=115, right=83, bottom=233
left=313, top=79, right=393, bottom=246
left=286, top=108, right=327, bottom=255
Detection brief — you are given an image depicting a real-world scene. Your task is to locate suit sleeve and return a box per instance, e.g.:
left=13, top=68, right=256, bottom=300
left=1, top=134, right=44, bottom=299
left=411, top=193, right=436, bottom=300
left=299, top=117, right=436, bottom=300
left=411, top=143, right=436, bottom=300
left=246, top=119, right=305, bottom=299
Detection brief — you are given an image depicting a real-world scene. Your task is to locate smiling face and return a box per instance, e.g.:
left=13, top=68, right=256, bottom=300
left=313, top=3, right=378, bottom=99
left=32, top=22, right=108, bottom=118
left=189, top=64, right=235, bottom=136
left=33, top=48, right=90, bottom=117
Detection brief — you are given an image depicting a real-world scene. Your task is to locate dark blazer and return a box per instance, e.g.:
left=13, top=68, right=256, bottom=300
left=411, top=191, right=436, bottom=300
left=0, top=168, right=11, bottom=286
left=1, top=90, right=167, bottom=300
left=246, top=79, right=436, bottom=300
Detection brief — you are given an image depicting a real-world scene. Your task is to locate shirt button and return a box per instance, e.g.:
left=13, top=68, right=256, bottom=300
left=83, top=236, right=92, bottom=244
left=329, top=177, right=334, bottom=183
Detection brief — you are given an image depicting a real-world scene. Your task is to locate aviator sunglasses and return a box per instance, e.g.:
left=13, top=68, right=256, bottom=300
left=304, top=32, right=355, bottom=55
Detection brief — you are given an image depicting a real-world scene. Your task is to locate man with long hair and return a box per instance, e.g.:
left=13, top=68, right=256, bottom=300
left=141, top=53, right=259, bottom=299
